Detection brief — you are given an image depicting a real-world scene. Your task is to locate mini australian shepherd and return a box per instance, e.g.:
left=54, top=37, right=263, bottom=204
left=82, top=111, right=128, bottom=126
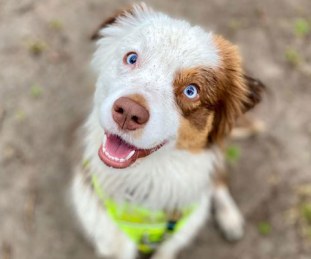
left=71, top=3, right=264, bottom=259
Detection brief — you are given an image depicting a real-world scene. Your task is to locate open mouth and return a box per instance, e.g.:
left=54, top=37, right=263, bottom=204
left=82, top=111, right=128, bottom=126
left=98, top=133, right=165, bottom=169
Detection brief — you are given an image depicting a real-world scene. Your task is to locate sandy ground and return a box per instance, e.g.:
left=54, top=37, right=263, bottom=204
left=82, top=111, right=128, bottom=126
left=1, top=0, right=311, bottom=258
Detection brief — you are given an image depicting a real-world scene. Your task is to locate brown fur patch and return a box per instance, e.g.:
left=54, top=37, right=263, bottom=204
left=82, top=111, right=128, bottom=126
left=174, top=67, right=218, bottom=151
left=207, top=35, right=250, bottom=144
left=176, top=116, right=213, bottom=152
left=174, top=35, right=265, bottom=150
left=174, top=67, right=219, bottom=113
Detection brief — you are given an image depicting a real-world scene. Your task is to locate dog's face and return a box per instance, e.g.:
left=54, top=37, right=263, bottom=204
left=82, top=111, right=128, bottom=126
left=92, top=3, right=263, bottom=169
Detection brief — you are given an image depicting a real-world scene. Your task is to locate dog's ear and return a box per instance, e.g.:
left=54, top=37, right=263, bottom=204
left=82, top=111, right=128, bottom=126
left=91, top=3, right=151, bottom=40
left=242, top=75, right=265, bottom=112
left=208, top=36, right=265, bottom=144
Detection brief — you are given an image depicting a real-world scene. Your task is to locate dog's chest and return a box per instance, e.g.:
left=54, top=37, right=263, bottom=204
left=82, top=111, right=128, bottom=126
left=89, top=147, right=218, bottom=211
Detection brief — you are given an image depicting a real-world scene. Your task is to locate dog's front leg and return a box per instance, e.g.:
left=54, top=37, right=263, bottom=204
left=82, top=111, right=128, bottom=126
left=213, top=181, right=245, bottom=241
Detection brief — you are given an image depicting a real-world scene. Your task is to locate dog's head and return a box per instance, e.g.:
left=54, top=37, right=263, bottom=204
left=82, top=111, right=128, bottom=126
left=91, top=3, right=264, bottom=169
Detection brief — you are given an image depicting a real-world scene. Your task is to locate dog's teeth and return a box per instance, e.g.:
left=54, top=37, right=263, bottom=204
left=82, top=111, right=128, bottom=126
left=103, top=149, right=123, bottom=162
left=105, top=151, right=112, bottom=159
left=125, top=150, right=135, bottom=160
left=102, top=134, right=107, bottom=146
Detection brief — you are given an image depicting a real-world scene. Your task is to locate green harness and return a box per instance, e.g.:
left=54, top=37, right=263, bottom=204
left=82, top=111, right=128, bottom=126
left=91, top=174, right=196, bottom=253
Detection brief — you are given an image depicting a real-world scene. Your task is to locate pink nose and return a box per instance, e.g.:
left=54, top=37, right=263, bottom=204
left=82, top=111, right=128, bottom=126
left=112, top=97, right=149, bottom=131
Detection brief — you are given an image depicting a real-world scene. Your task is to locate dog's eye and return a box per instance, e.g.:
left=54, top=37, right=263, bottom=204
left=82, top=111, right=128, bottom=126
left=125, top=52, right=138, bottom=65
left=183, top=85, right=199, bottom=100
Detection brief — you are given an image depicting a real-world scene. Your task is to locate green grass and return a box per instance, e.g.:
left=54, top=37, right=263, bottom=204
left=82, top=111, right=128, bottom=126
left=82, top=159, right=90, bottom=169
left=257, top=221, right=272, bottom=236
left=300, top=203, right=311, bottom=240
left=301, top=203, right=311, bottom=224
left=227, top=19, right=242, bottom=31
left=30, top=85, right=43, bottom=98
left=28, top=40, right=46, bottom=55
left=49, top=19, right=63, bottom=30
left=15, top=110, right=26, bottom=121
left=285, top=48, right=301, bottom=66
left=226, top=145, right=241, bottom=163
left=294, top=18, right=310, bottom=38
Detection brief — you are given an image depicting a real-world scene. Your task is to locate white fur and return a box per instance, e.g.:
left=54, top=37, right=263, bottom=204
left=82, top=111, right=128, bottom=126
left=71, top=4, right=244, bottom=259
left=213, top=185, right=245, bottom=241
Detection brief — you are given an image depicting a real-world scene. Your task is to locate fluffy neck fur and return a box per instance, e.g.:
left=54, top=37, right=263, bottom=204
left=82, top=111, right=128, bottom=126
left=83, top=109, right=220, bottom=211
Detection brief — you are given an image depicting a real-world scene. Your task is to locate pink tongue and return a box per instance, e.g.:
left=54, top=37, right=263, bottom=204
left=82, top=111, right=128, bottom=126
left=105, top=134, right=136, bottom=158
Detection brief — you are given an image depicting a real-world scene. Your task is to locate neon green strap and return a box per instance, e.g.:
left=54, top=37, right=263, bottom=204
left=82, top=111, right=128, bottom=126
left=91, top=174, right=195, bottom=253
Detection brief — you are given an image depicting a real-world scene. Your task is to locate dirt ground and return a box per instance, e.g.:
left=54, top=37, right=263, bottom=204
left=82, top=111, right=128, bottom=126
left=1, top=0, right=311, bottom=258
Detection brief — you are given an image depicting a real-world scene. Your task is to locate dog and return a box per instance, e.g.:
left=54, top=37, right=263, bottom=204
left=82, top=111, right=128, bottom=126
left=71, top=3, right=264, bottom=259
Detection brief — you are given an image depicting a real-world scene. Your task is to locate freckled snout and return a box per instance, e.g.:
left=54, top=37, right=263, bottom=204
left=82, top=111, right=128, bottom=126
left=112, top=97, right=149, bottom=131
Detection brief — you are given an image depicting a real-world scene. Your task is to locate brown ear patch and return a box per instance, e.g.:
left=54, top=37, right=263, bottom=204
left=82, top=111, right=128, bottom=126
left=176, top=116, right=214, bottom=152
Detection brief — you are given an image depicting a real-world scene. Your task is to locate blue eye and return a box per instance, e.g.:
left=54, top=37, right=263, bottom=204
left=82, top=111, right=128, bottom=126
left=183, top=84, right=198, bottom=99
left=126, top=52, right=138, bottom=65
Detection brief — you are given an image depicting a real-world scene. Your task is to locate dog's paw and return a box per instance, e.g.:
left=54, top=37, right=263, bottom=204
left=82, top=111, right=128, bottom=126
left=215, top=207, right=245, bottom=242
